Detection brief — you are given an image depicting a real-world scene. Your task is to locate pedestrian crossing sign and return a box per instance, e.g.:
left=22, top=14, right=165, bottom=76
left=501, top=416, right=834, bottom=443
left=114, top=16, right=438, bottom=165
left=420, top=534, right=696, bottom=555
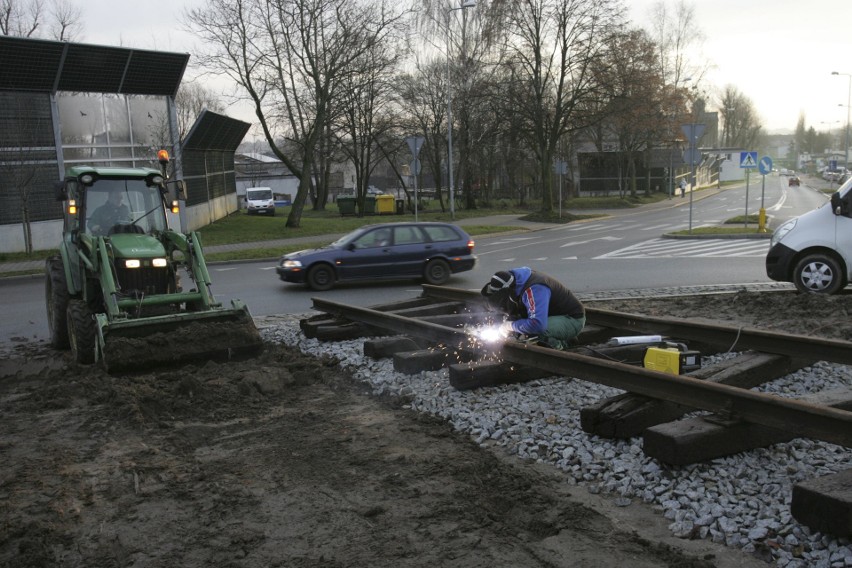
left=740, top=151, right=758, bottom=168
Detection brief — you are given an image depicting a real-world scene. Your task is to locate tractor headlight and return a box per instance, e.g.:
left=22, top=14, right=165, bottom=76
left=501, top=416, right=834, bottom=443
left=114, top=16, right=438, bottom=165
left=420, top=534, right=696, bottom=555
left=152, top=258, right=168, bottom=267
left=282, top=259, right=302, bottom=269
left=125, top=259, right=141, bottom=269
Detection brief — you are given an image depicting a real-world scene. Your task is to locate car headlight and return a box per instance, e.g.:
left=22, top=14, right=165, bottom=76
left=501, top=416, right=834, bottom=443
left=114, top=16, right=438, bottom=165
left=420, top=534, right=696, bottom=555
left=282, top=259, right=303, bottom=269
left=770, top=218, right=797, bottom=248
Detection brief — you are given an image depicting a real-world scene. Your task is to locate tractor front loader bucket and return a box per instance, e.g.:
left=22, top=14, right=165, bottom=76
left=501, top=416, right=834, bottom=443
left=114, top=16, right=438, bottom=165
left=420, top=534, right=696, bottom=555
left=96, top=300, right=263, bottom=373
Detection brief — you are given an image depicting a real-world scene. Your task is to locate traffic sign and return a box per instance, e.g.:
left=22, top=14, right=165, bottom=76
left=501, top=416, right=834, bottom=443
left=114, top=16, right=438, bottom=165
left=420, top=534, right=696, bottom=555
left=740, top=151, right=758, bottom=168
left=405, top=136, right=425, bottom=157
left=681, top=123, right=705, bottom=145
left=758, top=156, right=773, bottom=176
left=409, top=159, right=422, bottom=176
left=683, top=148, right=702, bottom=166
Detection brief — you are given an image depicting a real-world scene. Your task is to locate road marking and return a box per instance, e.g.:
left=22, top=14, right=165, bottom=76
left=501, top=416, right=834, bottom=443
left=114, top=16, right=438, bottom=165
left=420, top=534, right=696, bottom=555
left=595, top=238, right=769, bottom=259
left=559, top=236, right=621, bottom=248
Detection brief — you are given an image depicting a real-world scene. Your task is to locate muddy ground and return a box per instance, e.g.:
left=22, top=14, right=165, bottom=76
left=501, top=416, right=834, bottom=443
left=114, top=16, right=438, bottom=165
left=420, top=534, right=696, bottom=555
left=1, top=289, right=849, bottom=567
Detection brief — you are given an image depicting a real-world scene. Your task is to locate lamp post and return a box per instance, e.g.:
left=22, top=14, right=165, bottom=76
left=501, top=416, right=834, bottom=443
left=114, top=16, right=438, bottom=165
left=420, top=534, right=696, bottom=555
left=831, top=71, right=851, bottom=171
left=446, top=0, right=476, bottom=220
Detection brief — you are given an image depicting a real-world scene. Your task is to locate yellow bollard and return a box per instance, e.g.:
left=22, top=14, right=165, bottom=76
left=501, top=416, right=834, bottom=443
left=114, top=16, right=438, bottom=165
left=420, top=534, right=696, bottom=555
left=759, top=208, right=767, bottom=232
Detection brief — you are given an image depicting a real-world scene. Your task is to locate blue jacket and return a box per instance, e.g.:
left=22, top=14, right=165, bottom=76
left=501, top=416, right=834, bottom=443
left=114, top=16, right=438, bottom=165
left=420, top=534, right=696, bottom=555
left=505, top=267, right=584, bottom=335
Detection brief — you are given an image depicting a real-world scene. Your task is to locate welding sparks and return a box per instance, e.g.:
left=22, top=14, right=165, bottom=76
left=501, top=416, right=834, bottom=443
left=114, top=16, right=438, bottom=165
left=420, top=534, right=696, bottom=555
left=472, top=324, right=508, bottom=344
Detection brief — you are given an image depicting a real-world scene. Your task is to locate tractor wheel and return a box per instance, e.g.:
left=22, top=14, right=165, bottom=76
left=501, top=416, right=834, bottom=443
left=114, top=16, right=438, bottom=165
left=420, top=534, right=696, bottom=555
left=45, top=256, right=70, bottom=349
left=306, top=264, right=335, bottom=291
left=423, top=259, right=451, bottom=285
left=67, top=299, right=97, bottom=364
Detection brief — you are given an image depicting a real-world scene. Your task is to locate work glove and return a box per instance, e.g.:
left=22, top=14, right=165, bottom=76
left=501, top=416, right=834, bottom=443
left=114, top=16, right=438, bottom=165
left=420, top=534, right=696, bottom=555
left=499, top=321, right=514, bottom=336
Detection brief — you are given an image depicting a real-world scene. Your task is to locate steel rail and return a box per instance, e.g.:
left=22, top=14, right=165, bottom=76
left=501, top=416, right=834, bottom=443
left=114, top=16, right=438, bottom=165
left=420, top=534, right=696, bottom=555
left=310, top=296, right=852, bottom=448
left=420, top=285, right=852, bottom=366
left=502, top=343, right=851, bottom=448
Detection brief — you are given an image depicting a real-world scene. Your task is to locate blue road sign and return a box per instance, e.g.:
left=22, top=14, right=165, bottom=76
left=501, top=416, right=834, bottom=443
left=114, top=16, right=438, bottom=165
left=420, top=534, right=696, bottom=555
left=758, top=156, right=773, bottom=176
left=740, top=151, right=758, bottom=168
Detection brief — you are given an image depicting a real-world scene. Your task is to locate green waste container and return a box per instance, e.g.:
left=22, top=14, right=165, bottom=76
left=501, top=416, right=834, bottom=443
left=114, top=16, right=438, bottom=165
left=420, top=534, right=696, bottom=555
left=362, top=196, right=377, bottom=215
left=376, top=194, right=395, bottom=215
left=395, top=199, right=405, bottom=215
left=337, top=196, right=356, bottom=216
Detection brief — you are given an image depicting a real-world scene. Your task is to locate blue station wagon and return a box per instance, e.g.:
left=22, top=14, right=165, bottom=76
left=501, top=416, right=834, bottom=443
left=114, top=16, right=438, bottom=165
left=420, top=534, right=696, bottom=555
left=276, top=222, right=477, bottom=290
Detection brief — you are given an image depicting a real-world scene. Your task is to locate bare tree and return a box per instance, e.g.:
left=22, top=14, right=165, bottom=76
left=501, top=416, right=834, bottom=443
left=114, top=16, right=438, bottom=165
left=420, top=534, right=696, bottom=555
left=648, top=0, right=707, bottom=88
left=595, top=28, right=668, bottom=198
left=187, top=0, right=403, bottom=228
left=332, top=4, right=409, bottom=214
left=396, top=62, right=450, bottom=210
left=718, top=85, right=763, bottom=150
left=0, top=0, right=42, bottom=36
left=501, top=0, right=619, bottom=214
left=47, top=0, right=82, bottom=40
left=0, top=0, right=83, bottom=40
left=175, top=81, right=225, bottom=142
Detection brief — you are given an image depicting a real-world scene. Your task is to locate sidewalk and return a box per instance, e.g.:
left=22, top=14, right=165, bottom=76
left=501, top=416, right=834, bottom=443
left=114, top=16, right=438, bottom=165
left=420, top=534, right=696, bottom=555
left=0, top=186, right=721, bottom=278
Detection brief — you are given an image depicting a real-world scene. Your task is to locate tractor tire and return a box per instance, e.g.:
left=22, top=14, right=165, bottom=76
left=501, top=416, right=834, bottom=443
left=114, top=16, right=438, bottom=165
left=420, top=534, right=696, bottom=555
left=307, top=264, right=335, bottom=291
left=423, top=259, right=451, bottom=285
left=67, top=299, right=97, bottom=364
left=45, top=256, right=70, bottom=349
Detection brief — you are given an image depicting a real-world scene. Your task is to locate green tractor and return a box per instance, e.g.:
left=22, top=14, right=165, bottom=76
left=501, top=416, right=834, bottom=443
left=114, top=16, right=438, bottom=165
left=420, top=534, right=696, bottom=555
left=45, top=151, right=262, bottom=372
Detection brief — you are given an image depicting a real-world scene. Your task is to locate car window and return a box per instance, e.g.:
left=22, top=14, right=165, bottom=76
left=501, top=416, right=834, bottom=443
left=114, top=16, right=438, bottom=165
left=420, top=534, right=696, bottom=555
left=421, top=225, right=460, bottom=243
left=353, top=228, right=392, bottom=249
left=393, top=226, right=424, bottom=245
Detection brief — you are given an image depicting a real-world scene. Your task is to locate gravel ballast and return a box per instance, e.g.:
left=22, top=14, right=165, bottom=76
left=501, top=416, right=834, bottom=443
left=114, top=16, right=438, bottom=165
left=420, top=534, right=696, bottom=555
left=262, top=286, right=852, bottom=568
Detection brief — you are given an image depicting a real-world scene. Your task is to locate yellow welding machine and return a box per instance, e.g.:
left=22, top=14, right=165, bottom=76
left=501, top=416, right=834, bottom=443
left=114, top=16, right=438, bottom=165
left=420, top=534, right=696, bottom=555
left=643, top=347, right=701, bottom=375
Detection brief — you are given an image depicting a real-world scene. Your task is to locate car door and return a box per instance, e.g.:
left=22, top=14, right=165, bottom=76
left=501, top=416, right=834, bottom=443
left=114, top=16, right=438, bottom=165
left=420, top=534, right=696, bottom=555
left=335, top=227, right=395, bottom=280
left=390, top=225, right=430, bottom=276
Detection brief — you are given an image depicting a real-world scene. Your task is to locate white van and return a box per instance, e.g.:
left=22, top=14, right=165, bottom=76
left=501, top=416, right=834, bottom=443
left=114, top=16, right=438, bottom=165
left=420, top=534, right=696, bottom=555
left=765, top=178, right=852, bottom=293
left=244, top=187, right=275, bottom=216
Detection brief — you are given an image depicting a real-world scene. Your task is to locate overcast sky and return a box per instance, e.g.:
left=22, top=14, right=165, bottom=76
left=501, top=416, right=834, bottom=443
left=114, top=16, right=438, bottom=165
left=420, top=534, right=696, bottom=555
left=84, top=0, right=852, bottom=136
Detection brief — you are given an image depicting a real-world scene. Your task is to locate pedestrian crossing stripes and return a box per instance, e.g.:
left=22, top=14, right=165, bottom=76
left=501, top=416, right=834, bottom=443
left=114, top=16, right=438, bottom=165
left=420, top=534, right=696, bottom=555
left=594, top=238, right=770, bottom=259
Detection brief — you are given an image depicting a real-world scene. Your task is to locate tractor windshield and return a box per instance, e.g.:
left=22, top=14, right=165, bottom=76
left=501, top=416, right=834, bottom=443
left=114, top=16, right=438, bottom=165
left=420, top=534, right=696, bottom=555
left=85, top=179, right=167, bottom=236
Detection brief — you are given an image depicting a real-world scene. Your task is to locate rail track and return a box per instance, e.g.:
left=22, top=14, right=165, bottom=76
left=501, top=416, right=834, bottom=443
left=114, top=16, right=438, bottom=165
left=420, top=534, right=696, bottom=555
left=298, top=284, right=852, bottom=537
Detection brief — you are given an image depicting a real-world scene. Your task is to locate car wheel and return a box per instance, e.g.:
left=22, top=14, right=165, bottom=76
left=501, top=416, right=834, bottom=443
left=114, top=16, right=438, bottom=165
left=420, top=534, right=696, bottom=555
left=67, top=299, right=97, bottom=364
left=793, top=254, right=845, bottom=294
left=45, top=256, right=70, bottom=349
left=423, top=259, right=451, bottom=285
left=307, top=264, right=335, bottom=291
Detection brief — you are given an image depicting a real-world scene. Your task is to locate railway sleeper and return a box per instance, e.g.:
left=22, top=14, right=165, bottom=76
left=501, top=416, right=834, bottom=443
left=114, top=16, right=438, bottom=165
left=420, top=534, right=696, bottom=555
left=643, top=387, right=852, bottom=466
left=791, top=467, right=852, bottom=538
left=581, top=351, right=814, bottom=439
left=393, top=346, right=479, bottom=374
left=364, top=336, right=431, bottom=358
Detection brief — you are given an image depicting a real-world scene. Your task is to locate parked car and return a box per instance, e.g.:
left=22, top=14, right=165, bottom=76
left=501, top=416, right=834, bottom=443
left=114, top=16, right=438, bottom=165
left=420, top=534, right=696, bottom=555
left=276, top=222, right=477, bottom=290
left=788, top=176, right=800, bottom=187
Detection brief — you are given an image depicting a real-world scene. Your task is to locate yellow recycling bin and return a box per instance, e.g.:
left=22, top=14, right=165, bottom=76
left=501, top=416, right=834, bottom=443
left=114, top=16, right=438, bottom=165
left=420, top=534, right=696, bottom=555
left=376, top=194, right=395, bottom=215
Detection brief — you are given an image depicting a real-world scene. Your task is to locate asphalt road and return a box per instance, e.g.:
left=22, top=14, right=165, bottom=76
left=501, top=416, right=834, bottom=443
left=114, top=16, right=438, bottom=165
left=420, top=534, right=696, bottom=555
left=0, top=176, right=829, bottom=346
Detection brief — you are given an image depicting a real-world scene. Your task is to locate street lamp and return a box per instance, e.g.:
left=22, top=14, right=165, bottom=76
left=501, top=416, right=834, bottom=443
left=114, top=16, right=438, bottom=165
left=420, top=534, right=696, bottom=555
left=831, top=71, right=851, bottom=170
left=446, top=0, right=476, bottom=220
